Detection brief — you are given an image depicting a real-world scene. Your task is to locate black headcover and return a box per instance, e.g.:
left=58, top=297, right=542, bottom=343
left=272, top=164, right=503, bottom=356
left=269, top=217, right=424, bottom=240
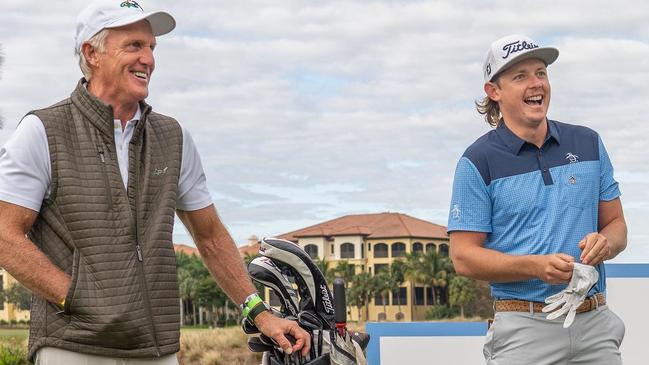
left=259, top=237, right=336, bottom=330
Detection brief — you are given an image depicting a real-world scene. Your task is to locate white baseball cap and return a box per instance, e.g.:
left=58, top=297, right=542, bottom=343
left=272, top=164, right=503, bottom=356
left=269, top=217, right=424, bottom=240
left=75, top=0, right=176, bottom=52
left=483, top=34, right=559, bottom=82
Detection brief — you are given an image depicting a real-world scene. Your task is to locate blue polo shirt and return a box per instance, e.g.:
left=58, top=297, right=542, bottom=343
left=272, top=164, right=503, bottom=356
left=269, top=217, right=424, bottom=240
left=447, top=120, right=620, bottom=302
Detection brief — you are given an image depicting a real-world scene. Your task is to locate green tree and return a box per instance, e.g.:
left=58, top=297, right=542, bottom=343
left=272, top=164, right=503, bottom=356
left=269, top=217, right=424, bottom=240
left=404, top=250, right=455, bottom=306
left=373, top=272, right=392, bottom=318
left=347, top=272, right=375, bottom=321
left=449, top=276, right=476, bottom=319
left=390, top=260, right=406, bottom=315
left=4, top=283, right=31, bottom=311
left=314, top=257, right=335, bottom=286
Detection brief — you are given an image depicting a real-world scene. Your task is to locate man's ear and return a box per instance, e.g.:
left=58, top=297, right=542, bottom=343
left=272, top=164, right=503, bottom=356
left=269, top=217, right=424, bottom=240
left=81, top=43, right=100, bottom=68
left=484, top=81, right=500, bottom=102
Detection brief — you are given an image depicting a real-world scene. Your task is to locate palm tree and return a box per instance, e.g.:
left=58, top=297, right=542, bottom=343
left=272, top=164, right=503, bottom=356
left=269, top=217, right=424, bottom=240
left=373, top=272, right=392, bottom=319
left=449, top=276, right=475, bottom=319
left=314, top=257, right=335, bottom=287
left=347, top=272, right=375, bottom=322
left=404, top=250, right=455, bottom=306
left=390, top=260, right=406, bottom=316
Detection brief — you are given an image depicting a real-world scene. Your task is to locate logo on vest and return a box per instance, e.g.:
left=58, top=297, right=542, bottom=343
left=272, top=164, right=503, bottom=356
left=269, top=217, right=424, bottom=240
left=565, top=153, right=579, bottom=164
left=568, top=176, right=577, bottom=185
left=153, top=167, right=168, bottom=176
left=120, top=1, right=143, bottom=10
left=501, top=40, right=539, bottom=59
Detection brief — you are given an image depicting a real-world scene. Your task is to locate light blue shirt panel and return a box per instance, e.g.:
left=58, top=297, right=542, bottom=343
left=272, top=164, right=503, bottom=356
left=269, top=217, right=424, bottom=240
left=447, top=157, right=492, bottom=233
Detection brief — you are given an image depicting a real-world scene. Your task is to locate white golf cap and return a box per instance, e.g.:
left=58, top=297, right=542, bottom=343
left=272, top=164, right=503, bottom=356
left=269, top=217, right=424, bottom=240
left=483, top=34, right=559, bottom=82
left=75, top=0, right=176, bottom=52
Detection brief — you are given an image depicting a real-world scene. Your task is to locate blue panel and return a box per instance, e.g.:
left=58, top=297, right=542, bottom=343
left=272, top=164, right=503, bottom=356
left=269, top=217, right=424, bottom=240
left=605, top=263, right=649, bottom=277
left=364, top=263, right=648, bottom=365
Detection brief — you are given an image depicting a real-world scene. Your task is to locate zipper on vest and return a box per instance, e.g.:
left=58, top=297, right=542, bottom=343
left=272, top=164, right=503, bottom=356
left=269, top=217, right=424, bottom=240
left=97, top=145, right=113, bottom=210
left=132, top=145, right=161, bottom=357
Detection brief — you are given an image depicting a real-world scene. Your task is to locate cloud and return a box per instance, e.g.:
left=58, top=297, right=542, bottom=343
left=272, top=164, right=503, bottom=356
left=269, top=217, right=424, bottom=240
left=1, top=0, right=648, bottom=261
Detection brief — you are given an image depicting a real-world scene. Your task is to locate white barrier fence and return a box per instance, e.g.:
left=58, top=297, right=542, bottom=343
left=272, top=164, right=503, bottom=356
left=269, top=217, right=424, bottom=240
left=366, top=263, right=649, bottom=365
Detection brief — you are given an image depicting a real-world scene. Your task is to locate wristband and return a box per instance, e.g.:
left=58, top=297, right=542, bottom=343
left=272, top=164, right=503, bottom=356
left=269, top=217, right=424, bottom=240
left=246, top=301, right=270, bottom=322
left=241, top=295, right=263, bottom=318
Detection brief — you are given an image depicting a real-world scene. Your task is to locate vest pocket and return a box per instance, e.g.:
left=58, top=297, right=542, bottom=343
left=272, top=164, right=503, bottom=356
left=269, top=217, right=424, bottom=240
left=97, top=145, right=113, bottom=210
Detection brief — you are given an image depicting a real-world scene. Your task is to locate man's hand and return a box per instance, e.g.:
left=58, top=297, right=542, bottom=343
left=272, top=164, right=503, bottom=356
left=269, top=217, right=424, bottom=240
left=253, top=310, right=311, bottom=357
left=534, top=253, right=574, bottom=284
left=579, top=232, right=611, bottom=266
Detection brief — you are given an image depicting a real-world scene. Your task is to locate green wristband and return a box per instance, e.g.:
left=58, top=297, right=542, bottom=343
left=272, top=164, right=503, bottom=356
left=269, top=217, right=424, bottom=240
left=241, top=295, right=263, bottom=318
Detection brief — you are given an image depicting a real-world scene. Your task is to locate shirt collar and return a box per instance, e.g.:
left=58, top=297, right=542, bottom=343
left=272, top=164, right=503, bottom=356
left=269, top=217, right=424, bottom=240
left=496, top=119, right=561, bottom=155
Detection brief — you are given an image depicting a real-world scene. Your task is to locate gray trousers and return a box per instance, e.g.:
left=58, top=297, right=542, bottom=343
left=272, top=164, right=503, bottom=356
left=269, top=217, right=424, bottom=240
left=35, top=347, right=180, bottom=365
left=484, top=305, right=625, bottom=365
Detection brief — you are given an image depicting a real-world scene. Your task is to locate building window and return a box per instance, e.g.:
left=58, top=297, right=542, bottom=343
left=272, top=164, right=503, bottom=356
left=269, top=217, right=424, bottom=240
left=391, top=242, right=406, bottom=258
left=392, top=287, right=407, bottom=306
left=304, top=244, right=318, bottom=259
left=341, top=243, right=355, bottom=259
left=412, top=242, right=423, bottom=254
left=374, top=264, right=389, bottom=274
left=368, top=243, right=371, bottom=251
left=426, top=287, right=435, bottom=305
left=375, top=293, right=389, bottom=306
left=414, top=287, right=425, bottom=305
left=374, top=243, right=388, bottom=258
left=425, top=243, right=436, bottom=253
left=0, top=275, right=3, bottom=310
left=361, top=243, right=365, bottom=259
left=439, top=243, right=449, bottom=257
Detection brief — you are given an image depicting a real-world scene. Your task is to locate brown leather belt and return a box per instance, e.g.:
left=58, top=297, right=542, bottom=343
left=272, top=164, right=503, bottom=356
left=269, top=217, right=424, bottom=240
left=494, top=293, right=606, bottom=313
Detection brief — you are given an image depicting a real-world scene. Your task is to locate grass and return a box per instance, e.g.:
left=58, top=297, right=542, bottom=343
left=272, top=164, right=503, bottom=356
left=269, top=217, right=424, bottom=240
left=179, top=326, right=262, bottom=365
left=0, top=329, right=29, bottom=340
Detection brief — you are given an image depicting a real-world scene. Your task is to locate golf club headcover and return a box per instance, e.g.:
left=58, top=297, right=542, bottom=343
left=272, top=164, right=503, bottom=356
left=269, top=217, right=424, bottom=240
left=248, top=256, right=300, bottom=317
left=260, top=237, right=336, bottom=330
left=542, top=263, right=599, bottom=328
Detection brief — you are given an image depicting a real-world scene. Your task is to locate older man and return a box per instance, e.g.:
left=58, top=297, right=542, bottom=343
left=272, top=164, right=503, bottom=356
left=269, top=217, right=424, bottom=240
left=0, top=1, right=309, bottom=363
left=448, top=34, right=627, bottom=364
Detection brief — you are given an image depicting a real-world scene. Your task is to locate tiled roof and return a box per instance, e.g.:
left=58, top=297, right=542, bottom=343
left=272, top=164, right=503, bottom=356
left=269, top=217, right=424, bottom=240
left=278, top=212, right=448, bottom=241
left=173, top=243, right=199, bottom=257
left=238, top=242, right=261, bottom=258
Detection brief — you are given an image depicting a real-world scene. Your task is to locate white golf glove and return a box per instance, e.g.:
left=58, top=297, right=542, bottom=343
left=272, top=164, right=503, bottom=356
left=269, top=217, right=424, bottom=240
left=542, top=263, right=599, bottom=328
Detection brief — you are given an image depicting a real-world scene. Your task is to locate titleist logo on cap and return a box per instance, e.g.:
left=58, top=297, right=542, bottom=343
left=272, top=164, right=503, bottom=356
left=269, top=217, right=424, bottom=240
left=501, top=40, right=540, bottom=59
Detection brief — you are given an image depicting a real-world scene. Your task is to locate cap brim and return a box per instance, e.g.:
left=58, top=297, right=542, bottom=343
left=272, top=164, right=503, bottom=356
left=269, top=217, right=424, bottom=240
left=492, top=47, right=559, bottom=81
left=106, top=11, right=176, bottom=36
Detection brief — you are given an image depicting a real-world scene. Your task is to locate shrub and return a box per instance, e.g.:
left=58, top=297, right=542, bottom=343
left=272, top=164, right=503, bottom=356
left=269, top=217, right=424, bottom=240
left=425, top=304, right=459, bottom=320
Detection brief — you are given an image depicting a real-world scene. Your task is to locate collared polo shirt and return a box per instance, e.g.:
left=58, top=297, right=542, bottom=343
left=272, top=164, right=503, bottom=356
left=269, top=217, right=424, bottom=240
left=447, top=120, right=620, bottom=302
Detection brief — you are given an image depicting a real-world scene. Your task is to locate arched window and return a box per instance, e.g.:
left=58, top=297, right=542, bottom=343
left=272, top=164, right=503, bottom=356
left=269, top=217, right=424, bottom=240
left=341, top=243, right=355, bottom=259
left=425, top=243, right=436, bottom=253
left=304, top=244, right=318, bottom=259
left=374, top=243, right=388, bottom=258
left=412, top=242, right=423, bottom=254
left=439, top=243, right=449, bottom=257
left=392, top=242, right=406, bottom=258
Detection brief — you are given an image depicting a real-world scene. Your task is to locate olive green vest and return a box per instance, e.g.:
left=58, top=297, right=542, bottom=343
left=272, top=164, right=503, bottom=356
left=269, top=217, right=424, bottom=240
left=27, top=80, right=183, bottom=360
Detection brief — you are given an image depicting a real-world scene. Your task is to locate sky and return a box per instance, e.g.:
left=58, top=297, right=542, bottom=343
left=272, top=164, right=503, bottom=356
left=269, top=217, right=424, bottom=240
left=1, top=0, right=647, bottom=262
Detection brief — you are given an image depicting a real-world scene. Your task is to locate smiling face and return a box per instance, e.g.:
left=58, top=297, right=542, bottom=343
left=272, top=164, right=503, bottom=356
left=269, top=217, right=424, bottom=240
left=85, top=20, right=156, bottom=112
left=485, top=58, right=551, bottom=130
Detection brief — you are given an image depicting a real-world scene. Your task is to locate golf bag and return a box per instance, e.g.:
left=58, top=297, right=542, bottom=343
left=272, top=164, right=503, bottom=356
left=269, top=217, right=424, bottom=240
left=245, top=237, right=369, bottom=365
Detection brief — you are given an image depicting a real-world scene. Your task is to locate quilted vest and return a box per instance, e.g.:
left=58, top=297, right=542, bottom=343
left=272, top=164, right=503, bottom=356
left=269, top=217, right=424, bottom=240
left=27, top=80, right=183, bottom=360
